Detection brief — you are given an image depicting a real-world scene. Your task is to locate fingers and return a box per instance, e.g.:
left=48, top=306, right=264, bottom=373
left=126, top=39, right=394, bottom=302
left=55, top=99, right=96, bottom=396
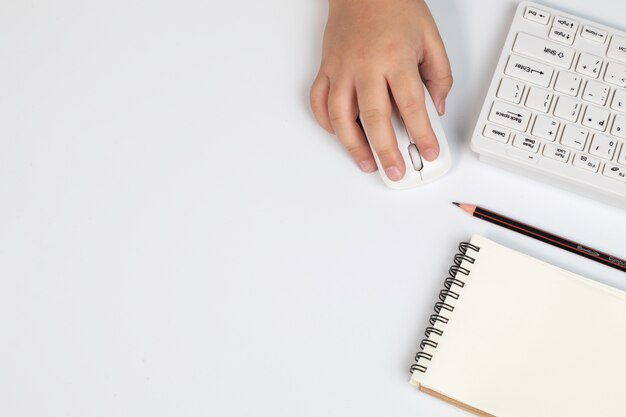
left=356, top=76, right=405, bottom=181
left=419, top=31, right=453, bottom=116
left=327, top=79, right=377, bottom=173
left=388, top=68, right=439, bottom=162
left=310, top=73, right=333, bottom=134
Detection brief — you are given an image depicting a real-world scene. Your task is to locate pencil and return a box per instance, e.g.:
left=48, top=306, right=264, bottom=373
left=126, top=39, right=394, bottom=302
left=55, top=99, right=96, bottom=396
left=453, top=202, right=626, bottom=273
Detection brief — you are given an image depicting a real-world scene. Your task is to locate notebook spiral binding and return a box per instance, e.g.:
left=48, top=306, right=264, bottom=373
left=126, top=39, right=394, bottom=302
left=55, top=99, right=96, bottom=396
left=410, top=241, right=481, bottom=374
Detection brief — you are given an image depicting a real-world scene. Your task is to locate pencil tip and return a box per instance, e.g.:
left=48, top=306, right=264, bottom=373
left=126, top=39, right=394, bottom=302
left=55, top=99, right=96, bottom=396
left=452, top=202, right=460, bottom=207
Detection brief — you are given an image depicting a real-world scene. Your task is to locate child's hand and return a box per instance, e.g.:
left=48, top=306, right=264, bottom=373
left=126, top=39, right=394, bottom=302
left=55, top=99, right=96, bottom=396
left=310, top=0, right=452, bottom=181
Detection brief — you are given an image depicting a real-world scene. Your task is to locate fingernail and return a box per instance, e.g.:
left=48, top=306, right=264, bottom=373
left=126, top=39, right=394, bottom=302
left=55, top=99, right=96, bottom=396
left=385, top=166, right=403, bottom=181
left=358, top=160, right=376, bottom=173
left=423, top=148, right=439, bottom=162
left=437, top=100, right=446, bottom=116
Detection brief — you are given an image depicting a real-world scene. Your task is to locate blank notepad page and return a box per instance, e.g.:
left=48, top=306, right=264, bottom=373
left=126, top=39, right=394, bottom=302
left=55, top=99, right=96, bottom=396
left=410, top=235, right=626, bottom=417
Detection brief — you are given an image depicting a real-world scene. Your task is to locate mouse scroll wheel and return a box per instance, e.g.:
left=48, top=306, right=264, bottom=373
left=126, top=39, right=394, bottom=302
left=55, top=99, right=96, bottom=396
left=408, top=144, right=423, bottom=171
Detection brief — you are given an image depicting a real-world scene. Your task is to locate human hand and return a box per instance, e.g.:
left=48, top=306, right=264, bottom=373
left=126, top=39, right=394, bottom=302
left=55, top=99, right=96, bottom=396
left=310, top=0, right=452, bottom=181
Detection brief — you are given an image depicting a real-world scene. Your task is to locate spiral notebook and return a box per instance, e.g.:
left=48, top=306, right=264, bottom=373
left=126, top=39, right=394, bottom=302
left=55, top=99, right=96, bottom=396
left=410, top=235, right=626, bottom=417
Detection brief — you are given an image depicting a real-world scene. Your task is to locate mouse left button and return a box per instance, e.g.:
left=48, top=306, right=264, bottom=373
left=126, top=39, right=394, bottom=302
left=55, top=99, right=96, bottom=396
left=408, top=144, right=423, bottom=171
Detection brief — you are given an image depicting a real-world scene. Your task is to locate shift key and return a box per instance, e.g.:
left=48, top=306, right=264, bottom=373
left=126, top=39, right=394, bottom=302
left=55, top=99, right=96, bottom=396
left=488, top=101, right=532, bottom=132
left=513, top=32, right=575, bottom=68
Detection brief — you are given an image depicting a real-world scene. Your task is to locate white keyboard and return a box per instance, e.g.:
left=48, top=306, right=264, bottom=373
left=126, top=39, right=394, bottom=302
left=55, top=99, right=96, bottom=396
left=472, top=1, right=626, bottom=207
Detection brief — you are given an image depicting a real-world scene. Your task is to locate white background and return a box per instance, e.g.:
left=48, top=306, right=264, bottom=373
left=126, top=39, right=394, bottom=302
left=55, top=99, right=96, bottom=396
left=1, top=0, right=625, bottom=416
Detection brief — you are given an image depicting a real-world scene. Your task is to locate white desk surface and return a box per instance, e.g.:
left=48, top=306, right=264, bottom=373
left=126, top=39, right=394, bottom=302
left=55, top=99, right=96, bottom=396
left=1, top=0, right=625, bottom=416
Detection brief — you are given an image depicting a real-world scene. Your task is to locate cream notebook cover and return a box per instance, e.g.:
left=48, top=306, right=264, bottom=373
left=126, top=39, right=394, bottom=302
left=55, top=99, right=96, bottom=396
left=410, top=235, right=626, bottom=417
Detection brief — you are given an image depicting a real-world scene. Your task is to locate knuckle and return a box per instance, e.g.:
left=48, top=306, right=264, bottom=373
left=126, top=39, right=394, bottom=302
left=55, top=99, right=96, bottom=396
left=441, top=73, right=454, bottom=89
left=328, top=99, right=349, bottom=124
left=345, top=143, right=368, bottom=156
left=382, top=39, right=402, bottom=55
left=373, top=145, right=397, bottom=159
left=379, top=34, right=410, bottom=54
left=328, top=102, right=346, bottom=123
left=353, top=38, right=405, bottom=65
left=361, top=108, right=386, bottom=124
left=328, top=111, right=344, bottom=124
left=429, top=73, right=454, bottom=90
left=399, top=97, right=424, bottom=116
left=412, top=132, right=438, bottom=148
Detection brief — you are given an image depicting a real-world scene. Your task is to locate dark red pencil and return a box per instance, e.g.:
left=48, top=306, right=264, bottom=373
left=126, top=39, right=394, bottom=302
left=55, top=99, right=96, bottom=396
left=453, top=202, right=626, bottom=273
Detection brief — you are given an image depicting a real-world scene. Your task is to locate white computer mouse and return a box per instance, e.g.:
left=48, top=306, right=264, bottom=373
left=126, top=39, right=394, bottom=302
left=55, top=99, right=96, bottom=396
left=359, top=85, right=451, bottom=190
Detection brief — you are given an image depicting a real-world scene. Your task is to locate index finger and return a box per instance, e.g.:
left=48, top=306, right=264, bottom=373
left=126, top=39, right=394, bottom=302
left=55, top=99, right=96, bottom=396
left=356, top=76, right=406, bottom=182
left=387, top=68, right=440, bottom=162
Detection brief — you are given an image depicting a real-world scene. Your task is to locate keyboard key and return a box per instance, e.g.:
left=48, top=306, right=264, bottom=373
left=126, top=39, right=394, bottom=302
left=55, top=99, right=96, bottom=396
left=573, top=153, right=600, bottom=172
left=549, top=28, right=575, bottom=45
left=576, top=53, right=603, bottom=78
left=525, top=87, right=553, bottom=112
left=603, top=163, right=626, bottom=182
left=611, top=114, right=626, bottom=139
left=581, top=26, right=608, bottom=43
left=582, top=80, right=610, bottom=105
left=524, top=7, right=550, bottom=25
left=513, top=135, right=541, bottom=153
left=513, top=33, right=575, bottom=69
left=554, top=96, right=582, bottom=122
left=532, top=115, right=559, bottom=141
left=611, top=89, right=626, bottom=113
left=488, top=101, right=531, bottom=131
left=554, top=72, right=582, bottom=96
left=483, top=124, right=510, bottom=143
left=560, top=124, right=588, bottom=150
left=607, top=36, right=626, bottom=64
left=553, top=16, right=579, bottom=32
left=497, top=78, right=524, bottom=103
left=583, top=105, right=610, bottom=131
left=543, top=143, right=571, bottom=162
left=619, top=145, right=626, bottom=166
left=504, top=55, right=553, bottom=87
left=604, top=62, right=626, bottom=87
left=590, top=134, right=618, bottom=159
